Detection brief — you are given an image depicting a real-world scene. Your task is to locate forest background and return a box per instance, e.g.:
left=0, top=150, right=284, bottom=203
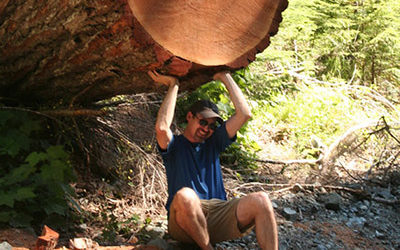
left=0, top=0, right=399, bottom=244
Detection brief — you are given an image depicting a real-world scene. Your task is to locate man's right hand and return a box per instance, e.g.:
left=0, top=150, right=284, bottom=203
left=213, top=71, right=230, bottom=82
left=148, top=70, right=178, bottom=87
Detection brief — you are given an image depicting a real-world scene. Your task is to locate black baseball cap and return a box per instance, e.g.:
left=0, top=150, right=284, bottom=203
left=188, top=100, right=223, bottom=124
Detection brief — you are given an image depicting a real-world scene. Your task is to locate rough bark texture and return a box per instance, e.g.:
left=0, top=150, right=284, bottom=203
left=0, top=0, right=288, bottom=106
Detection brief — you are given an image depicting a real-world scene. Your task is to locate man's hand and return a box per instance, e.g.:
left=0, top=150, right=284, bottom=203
left=148, top=70, right=178, bottom=87
left=213, top=71, right=230, bottom=82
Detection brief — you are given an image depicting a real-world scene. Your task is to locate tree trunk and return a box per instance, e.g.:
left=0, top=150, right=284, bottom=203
left=0, top=0, right=288, bottom=106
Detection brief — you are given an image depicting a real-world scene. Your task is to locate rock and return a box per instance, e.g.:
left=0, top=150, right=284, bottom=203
left=345, top=217, right=366, bottom=227
left=271, top=201, right=279, bottom=209
left=278, top=241, right=289, bottom=250
left=0, top=242, right=12, bottom=250
left=69, top=238, right=99, bottom=250
left=316, top=244, right=328, bottom=250
left=318, top=192, right=342, bottom=211
left=282, top=193, right=296, bottom=200
left=374, top=187, right=395, bottom=200
left=146, top=238, right=170, bottom=250
left=292, top=183, right=304, bottom=193
left=375, top=230, right=385, bottom=239
left=282, top=207, right=298, bottom=221
left=128, top=234, right=139, bottom=244
left=144, top=226, right=166, bottom=239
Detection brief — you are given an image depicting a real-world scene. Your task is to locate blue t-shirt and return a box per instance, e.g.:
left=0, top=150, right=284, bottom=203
left=159, top=123, right=236, bottom=212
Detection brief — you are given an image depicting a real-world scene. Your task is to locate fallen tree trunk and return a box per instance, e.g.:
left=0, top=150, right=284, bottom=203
left=0, top=0, right=288, bottom=106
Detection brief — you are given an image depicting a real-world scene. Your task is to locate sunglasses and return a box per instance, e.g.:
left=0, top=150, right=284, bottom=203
left=195, top=115, right=218, bottom=130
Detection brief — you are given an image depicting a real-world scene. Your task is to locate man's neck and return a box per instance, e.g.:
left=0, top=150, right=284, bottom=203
left=183, top=129, right=204, bottom=144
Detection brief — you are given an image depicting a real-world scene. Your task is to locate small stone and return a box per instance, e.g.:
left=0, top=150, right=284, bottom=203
left=316, top=244, right=328, bottom=250
left=145, top=225, right=166, bottom=239
left=248, top=242, right=258, bottom=248
left=282, top=207, right=298, bottom=221
left=147, top=238, right=169, bottom=250
left=363, top=200, right=370, bottom=206
left=345, top=217, right=366, bottom=227
left=375, top=187, right=394, bottom=200
left=69, top=238, right=99, bottom=249
left=375, top=230, right=385, bottom=239
left=292, top=183, right=304, bottom=193
left=278, top=241, right=289, bottom=250
left=318, top=192, right=342, bottom=211
left=0, top=242, right=12, bottom=250
left=128, top=234, right=139, bottom=244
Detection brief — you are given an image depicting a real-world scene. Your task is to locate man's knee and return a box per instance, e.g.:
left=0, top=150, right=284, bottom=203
left=250, top=191, right=274, bottom=214
left=172, top=187, right=200, bottom=212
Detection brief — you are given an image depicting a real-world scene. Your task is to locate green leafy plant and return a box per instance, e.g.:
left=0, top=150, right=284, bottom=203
left=99, top=213, right=144, bottom=244
left=0, top=110, right=75, bottom=228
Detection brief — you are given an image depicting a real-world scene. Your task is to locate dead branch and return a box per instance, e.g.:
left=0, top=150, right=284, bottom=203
left=43, top=109, right=107, bottom=116
left=0, top=106, right=62, bottom=122
left=381, top=116, right=400, bottom=145
left=386, top=150, right=400, bottom=175
left=0, top=105, right=106, bottom=117
left=319, top=121, right=382, bottom=171
left=252, top=155, right=323, bottom=165
left=234, top=182, right=400, bottom=206
left=338, top=160, right=362, bottom=181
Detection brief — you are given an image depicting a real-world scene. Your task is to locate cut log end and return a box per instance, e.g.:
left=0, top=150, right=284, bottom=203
left=129, top=0, right=288, bottom=67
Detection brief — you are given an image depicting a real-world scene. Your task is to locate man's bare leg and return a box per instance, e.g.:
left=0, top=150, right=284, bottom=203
left=171, top=187, right=213, bottom=250
left=236, top=192, right=278, bottom=250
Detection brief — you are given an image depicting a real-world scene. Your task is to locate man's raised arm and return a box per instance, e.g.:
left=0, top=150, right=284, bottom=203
left=213, top=72, right=252, bottom=138
left=148, top=70, right=179, bottom=150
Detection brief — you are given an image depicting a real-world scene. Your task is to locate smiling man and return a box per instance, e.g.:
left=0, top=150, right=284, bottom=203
left=148, top=70, right=278, bottom=250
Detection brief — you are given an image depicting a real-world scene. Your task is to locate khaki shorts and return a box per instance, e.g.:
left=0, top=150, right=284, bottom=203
left=168, top=198, right=254, bottom=244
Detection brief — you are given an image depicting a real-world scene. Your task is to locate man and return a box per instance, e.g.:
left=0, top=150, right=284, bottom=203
left=148, top=70, right=278, bottom=250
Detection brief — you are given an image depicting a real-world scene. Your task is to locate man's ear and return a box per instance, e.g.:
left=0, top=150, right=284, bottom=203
left=186, top=111, right=194, bottom=121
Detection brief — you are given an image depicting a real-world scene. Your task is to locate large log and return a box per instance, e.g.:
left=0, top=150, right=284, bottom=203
left=0, top=0, right=288, bottom=106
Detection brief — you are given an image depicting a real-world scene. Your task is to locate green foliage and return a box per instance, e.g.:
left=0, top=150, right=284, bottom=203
left=259, top=85, right=388, bottom=157
left=176, top=80, right=233, bottom=122
left=273, top=0, right=400, bottom=89
left=0, top=110, right=75, bottom=228
left=99, top=213, right=151, bottom=244
left=310, top=0, right=400, bottom=84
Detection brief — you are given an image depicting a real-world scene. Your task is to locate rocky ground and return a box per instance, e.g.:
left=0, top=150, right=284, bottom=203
left=143, top=181, right=400, bottom=250
left=1, top=167, right=399, bottom=250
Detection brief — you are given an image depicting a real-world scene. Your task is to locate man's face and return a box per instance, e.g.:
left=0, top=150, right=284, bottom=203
left=186, top=112, right=217, bottom=142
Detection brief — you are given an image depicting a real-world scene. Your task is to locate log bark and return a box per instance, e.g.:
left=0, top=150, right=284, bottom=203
left=0, top=0, right=287, bottom=106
